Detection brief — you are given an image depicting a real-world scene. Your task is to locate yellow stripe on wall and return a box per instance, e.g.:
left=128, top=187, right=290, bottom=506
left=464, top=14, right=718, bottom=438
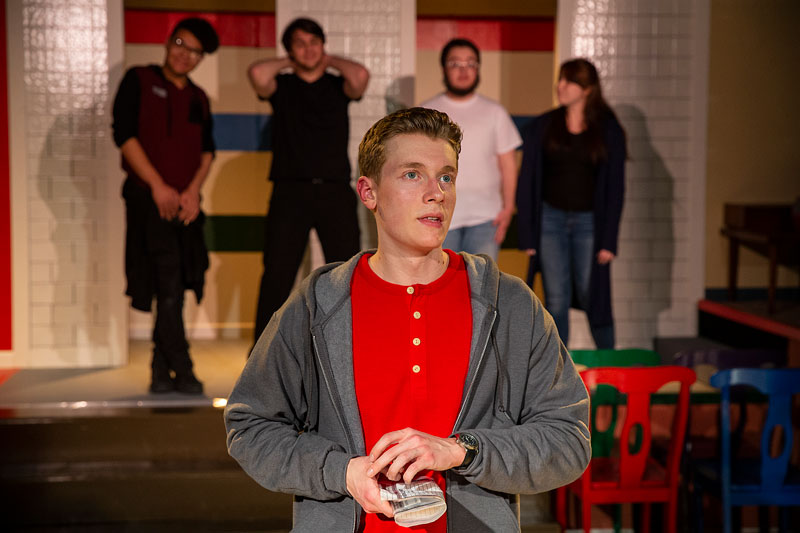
left=203, top=152, right=271, bottom=216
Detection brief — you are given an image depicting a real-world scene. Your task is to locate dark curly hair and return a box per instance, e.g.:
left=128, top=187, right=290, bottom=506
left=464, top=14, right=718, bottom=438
left=170, top=17, right=219, bottom=54
left=281, top=18, right=325, bottom=56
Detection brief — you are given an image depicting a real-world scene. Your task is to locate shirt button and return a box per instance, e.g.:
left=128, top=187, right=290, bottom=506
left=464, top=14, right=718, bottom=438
left=412, top=365, right=421, bottom=373
left=406, top=287, right=414, bottom=294
left=413, top=311, right=421, bottom=319
left=412, top=337, right=421, bottom=346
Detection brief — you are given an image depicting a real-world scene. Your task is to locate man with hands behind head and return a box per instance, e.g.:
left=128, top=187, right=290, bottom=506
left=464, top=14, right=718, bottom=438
left=225, top=107, right=589, bottom=532
left=248, top=17, right=369, bottom=344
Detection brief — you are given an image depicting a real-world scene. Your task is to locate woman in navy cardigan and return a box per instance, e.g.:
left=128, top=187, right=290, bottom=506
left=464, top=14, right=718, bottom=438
left=516, top=58, right=626, bottom=348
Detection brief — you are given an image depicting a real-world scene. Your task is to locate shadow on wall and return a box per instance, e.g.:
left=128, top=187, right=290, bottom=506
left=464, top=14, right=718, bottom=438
left=614, top=104, right=675, bottom=348
left=385, top=75, right=414, bottom=115
left=35, top=106, right=115, bottom=363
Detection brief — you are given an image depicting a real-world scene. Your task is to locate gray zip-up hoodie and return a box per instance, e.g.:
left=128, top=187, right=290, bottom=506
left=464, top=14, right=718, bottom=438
left=225, top=252, right=590, bottom=532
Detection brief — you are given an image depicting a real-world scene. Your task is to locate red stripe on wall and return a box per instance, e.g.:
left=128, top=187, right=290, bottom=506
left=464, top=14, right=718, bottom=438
left=417, top=17, right=554, bottom=52
left=0, top=0, right=11, bottom=350
left=125, top=10, right=276, bottom=47
left=124, top=11, right=551, bottom=52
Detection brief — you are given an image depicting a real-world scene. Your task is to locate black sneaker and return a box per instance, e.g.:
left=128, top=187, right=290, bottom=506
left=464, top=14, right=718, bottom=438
left=175, top=372, right=204, bottom=395
left=149, top=375, right=175, bottom=394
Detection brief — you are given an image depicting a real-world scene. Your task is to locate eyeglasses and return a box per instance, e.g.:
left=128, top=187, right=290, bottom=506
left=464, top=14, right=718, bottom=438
left=171, top=37, right=204, bottom=60
left=445, top=60, right=479, bottom=70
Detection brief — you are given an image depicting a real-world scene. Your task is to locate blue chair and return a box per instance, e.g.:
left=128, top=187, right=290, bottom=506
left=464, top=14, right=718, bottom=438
left=674, top=349, right=786, bottom=470
left=673, top=349, right=786, bottom=530
left=693, top=368, right=800, bottom=533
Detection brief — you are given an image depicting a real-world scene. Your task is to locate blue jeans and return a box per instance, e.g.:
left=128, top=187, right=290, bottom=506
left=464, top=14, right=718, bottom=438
left=444, top=220, right=499, bottom=259
left=540, top=202, right=614, bottom=348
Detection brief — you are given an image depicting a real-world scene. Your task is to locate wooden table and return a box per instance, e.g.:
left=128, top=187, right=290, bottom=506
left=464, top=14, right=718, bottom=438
left=722, top=226, right=800, bottom=314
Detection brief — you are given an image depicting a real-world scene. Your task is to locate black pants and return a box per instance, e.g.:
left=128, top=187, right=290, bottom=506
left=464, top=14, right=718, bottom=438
left=124, top=179, right=198, bottom=378
left=150, top=230, right=192, bottom=378
left=254, top=181, right=360, bottom=341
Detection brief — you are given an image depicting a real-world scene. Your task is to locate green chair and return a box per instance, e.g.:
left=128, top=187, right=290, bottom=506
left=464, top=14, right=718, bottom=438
left=570, top=349, right=662, bottom=458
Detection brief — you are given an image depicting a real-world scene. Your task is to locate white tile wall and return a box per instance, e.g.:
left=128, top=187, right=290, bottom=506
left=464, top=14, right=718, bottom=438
left=4, top=0, right=126, bottom=367
left=558, top=0, right=709, bottom=350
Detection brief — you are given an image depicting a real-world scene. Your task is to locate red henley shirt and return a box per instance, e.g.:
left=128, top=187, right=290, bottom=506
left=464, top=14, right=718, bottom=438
left=351, top=250, right=472, bottom=532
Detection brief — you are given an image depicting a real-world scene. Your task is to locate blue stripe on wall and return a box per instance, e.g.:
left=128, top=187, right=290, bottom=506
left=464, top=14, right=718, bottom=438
left=213, top=113, right=272, bottom=151
left=212, top=113, right=534, bottom=152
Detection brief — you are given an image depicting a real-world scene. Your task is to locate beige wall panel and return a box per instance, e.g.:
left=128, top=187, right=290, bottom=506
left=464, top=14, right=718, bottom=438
left=499, top=52, right=555, bottom=115
left=706, top=0, right=800, bottom=288
left=415, top=49, right=444, bottom=104
left=416, top=50, right=554, bottom=114
left=194, top=47, right=276, bottom=114
left=498, top=250, right=526, bottom=281
left=123, top=44, right=275, bottom=114
left=124, top=43, right=164, bottom=68
left=203, top=152, right=271, bottom=215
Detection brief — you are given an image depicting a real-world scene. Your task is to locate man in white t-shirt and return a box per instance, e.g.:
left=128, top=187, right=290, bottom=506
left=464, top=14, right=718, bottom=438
left=421, top=38, right=522, bottom=259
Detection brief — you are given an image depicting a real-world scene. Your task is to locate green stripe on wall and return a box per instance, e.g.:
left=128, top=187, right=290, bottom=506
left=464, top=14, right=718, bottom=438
left=205, top=214, right=521, bottom=253
left=205, top=215, right=264, bottom=252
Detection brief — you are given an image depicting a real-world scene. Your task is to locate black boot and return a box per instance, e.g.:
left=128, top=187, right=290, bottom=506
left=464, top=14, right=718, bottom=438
left=149, top=369, right=175, bottom=394
left=175, top=370, right=203, bottom=395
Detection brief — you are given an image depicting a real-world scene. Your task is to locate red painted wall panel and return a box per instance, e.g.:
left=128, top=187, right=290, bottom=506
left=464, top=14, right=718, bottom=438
left=122, top=10, right=554, bottom=53
left=124, top=10, right=276, bottom=48
left=417, top=17, right=555, bottom=52
left=0, top=0, right=11, bottom=350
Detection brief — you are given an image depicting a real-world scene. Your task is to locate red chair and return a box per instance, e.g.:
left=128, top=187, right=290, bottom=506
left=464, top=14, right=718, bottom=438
left=556, top=366, right=696, bottom=533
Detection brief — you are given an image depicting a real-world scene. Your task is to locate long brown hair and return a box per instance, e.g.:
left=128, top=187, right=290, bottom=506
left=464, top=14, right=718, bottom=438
left=545, top=58, right=625, bottom=163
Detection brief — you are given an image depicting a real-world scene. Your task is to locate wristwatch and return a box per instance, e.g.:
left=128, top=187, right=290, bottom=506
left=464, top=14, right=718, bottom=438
left=453, top=432, right=479, bottom=470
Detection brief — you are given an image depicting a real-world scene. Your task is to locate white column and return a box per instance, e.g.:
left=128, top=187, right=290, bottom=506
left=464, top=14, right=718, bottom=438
left=557, top=0, right=710, bottom=349
left=2, top=0, right=126, bottom=367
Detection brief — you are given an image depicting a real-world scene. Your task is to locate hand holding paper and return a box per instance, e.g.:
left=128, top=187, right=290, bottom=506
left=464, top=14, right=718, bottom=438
left=367, top=428, right=465, bottom=483
left=346, top=456, right=394, bottom=517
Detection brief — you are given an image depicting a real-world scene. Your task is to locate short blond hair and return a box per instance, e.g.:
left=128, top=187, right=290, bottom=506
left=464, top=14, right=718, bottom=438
left=358, top=107, right=462, bottom=181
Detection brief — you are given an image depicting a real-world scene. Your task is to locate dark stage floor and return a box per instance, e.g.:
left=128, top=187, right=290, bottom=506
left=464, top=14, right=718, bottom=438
left=0, top=338, right=558, bottom=532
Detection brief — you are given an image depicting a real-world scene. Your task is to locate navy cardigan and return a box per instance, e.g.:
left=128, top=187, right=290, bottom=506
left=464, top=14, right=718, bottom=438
left=515, top=108, right=626, bottom=328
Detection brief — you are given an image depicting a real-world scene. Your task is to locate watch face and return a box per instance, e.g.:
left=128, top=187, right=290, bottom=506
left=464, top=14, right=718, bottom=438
left=459, top=433, right=478, bottom=450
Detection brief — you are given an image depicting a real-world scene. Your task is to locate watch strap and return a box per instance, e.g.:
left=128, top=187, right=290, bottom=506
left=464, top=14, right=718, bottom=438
left=454, top=433, right=478, bottom=470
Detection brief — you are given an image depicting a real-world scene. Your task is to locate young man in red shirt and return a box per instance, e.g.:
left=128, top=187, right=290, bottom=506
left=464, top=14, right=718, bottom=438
left=225, top=107, right=590, bottom=531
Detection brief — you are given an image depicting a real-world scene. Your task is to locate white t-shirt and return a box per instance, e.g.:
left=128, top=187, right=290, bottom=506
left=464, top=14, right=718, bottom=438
left=420, top=93, right=522, bottom=229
